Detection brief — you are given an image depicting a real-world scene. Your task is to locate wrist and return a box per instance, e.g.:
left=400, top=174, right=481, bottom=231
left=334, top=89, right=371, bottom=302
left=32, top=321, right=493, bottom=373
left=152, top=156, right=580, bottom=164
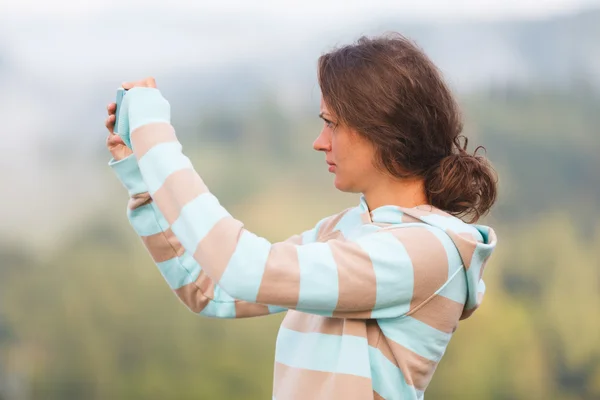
left=108, top=154, right=148, bottom=195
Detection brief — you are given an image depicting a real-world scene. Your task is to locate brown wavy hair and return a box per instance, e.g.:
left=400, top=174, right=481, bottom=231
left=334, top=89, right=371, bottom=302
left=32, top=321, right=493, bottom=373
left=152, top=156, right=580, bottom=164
left=317, top=33, right=498, bottom=223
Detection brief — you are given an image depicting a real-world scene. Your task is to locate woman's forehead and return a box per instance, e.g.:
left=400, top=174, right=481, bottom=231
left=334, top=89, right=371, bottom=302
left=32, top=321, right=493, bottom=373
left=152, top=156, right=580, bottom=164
left=320, top=97, right=332, bottom=114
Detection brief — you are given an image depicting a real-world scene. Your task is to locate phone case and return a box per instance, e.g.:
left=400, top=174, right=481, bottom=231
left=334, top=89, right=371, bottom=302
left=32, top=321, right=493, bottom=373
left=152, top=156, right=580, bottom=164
left=114, top=88, right=127, bottom=134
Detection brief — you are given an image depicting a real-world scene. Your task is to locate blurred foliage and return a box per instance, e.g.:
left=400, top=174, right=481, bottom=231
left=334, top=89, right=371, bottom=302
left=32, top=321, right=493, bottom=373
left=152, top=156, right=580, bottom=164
left=1, top=86, right=599, bottom=399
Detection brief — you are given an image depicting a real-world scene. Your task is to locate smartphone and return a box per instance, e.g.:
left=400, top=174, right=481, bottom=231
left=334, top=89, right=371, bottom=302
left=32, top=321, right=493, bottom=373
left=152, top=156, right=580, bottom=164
left=114, top=88, right=127, bottom=133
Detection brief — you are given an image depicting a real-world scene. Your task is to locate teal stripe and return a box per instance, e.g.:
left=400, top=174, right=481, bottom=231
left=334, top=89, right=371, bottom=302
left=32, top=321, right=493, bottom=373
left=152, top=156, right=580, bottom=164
left=379, top=316, right=451, bottom=362
left=361, top=224, right=384, bottom=235
left=472, top=242, right=492, bottom=271
left=126, top=87, right=171, bottom=132
left=424, top=226, right=468, bottom=304
left=370, top=206, right=404, bottom=224
left=155, top=251, right=201, bottom=290
left=478, top=279, right=486, bottom=296
left=333, top=207, right=361, bottom=237
left=127, top=202, right=170, bottom=237
left=138, top=141, right=193, bottom=194
left=296, top=243, right=339, bottom=313
left=368, top=346, right=415, bottom=400
left=464, top=242, right=492, bottom=309
left=356, top=232, right=413, bottom=318
left=268, top=305, right=287, bottom=314
left=108, top=155, right=147, bottom=195
left=275, top=327, right=371, bottom=378
left=219, top=230, right=270, bottom=302
left=171, top=193, right=231, bottom=253
left=437, top=269, right=467, bottom=305
left=301, top=216, right=328, bottom=244
left=475, top=224, right=491, bottom=243
left=200, top=291, right=237, bottom=318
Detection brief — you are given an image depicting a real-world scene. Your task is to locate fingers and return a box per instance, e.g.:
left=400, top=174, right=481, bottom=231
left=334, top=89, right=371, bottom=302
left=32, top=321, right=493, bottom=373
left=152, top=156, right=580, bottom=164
left=105, top=76, right=156, bottom=141
left=122, top=77, right=156, bottom=90
left=107, top=134, right=125, bottom=146
left=105, top=114, right=115, bottom=134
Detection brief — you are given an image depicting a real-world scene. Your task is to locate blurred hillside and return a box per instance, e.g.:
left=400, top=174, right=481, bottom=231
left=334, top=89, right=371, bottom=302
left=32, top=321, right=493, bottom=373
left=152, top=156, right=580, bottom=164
left=1, top=6, right=599, bottom=400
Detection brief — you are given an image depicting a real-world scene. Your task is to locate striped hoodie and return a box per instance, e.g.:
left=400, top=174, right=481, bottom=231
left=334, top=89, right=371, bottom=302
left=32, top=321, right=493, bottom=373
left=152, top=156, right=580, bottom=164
left=109, top=87, right=497, bottom=399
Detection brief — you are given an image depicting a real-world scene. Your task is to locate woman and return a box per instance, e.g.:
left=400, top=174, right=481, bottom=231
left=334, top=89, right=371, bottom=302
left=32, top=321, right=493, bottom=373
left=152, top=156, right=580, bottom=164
left=105, top=34, right=498, bottom=400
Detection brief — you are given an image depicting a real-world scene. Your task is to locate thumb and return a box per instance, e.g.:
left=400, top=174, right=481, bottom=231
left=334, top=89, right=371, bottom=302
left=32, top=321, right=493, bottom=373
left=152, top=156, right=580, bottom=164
left=107, top=133, right=126, bottom=146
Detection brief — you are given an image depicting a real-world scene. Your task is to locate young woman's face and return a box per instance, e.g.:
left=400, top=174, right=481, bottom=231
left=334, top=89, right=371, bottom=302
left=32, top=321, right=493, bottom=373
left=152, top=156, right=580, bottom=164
left=313, top=97, right=379, bottom=193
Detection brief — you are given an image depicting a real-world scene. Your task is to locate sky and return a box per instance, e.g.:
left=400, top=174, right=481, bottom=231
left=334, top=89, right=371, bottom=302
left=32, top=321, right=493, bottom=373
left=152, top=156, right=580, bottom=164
left=1, top=0, right=600, bottom=21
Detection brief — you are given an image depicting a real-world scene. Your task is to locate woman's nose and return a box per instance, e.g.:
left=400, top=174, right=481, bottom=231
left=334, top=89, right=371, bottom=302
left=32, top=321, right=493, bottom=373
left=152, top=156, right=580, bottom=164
left=313, top=129, right=331, bottom=152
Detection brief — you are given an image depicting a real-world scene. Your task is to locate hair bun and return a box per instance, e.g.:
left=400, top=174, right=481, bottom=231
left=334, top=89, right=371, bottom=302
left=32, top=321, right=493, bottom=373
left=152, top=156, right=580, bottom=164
left=425, top=145, right=498, bottom=223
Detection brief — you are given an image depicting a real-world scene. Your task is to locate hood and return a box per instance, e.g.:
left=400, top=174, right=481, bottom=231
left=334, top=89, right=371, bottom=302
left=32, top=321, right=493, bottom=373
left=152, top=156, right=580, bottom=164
left=401, top=206, right=497, bottom=320
left=360, top=196, right=497, bottom=320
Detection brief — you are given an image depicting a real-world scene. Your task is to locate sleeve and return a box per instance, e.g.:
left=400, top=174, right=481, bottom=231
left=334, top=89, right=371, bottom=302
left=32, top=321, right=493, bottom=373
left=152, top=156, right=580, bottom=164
left=120, top=87, right=454, bottom=319
left=109, top=154, right=325, bottom=318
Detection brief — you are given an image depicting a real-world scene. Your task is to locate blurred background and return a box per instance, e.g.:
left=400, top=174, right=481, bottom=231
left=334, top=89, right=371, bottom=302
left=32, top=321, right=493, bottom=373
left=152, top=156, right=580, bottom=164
left=1, top=0, right=599, bottom=399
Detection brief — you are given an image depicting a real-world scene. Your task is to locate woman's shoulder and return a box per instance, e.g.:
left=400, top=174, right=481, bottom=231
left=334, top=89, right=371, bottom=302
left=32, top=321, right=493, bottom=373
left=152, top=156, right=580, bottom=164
left=314, top=206, right=363, bottom=241
left=400, top=205, right=487, bottom=241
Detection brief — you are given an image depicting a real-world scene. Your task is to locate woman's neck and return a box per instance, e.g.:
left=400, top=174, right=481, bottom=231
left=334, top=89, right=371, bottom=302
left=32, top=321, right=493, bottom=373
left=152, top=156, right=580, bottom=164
left=362, top=175, right=428, bottom=211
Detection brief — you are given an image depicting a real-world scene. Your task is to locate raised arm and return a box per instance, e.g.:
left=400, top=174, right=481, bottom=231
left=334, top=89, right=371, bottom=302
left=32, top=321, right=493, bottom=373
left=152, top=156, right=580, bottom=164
left=118, top=85, right=465, bottom=319
left=111, top=153, right=338, bottom=318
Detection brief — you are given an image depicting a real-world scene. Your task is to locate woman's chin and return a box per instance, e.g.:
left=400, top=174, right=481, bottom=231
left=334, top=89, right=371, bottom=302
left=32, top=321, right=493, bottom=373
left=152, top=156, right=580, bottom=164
left=333, top=175, right=359, bottom=193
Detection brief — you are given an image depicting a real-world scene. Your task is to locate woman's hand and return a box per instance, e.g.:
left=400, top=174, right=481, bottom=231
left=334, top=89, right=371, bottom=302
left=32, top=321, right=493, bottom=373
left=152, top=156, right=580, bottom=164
left=104, top=77, right=157, bottom=161
left=105, top=102, right=132, bottom=161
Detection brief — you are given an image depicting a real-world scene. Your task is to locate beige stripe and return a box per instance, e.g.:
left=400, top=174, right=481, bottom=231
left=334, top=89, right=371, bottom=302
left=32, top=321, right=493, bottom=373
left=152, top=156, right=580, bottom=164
left=128, top=192, right=152, bottom=210
left=400, top=213, right=421, bottom=224
left=273, top=362, right=373, bottom=400
left=333, top=309, right=373, bottom=319
left=366, top=320, right=382, bottom=348
left=281, top=311, right=368, bottom=339
left=318, top=229, right=345, bottom=243
left=131, top=122, right=177, bottom=159
left=256, top=242, right=301, bottom=308
left=281, top=311, right=344, bottom=335
left=408, top=295, right=464, bottom=334
left=404, top=205, right=451, bottom=218
left=341, top=319, right=369, bottom=338
left=316, top=208, right=351, bottom=241
left=385, top=338, right=438, bottom=391
left=360, top=210, right=371, bottom=224
left=196, top=270, right=215, bottom=300
left=446, top=230, right=477, bottom=270
left=373, top=391, right=386, bottom=400
left=285, top=234, right=303, bottom=245
left=141, top=228, right=185, bottom=263
left=174, top=270, right=218, bottom=313
left=152, top=168, right=209, bottom=225
left=488, top=228, right=498, bottom=245
left=194, top=217, right=244, bottom=283
left=374, top=336, right=399, bottom=368
left=394, top=227, right=448, bottom=311
left=234, top=301, right=271, bottom=318
left=329, top=240, right=377, bottom=314
left=174, top=282, right=210, bottom=313
left=460, top=306, right=477, bottom=320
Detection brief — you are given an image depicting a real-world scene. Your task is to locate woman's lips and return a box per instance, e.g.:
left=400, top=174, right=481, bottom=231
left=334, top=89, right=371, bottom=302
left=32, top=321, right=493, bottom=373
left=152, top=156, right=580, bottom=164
left=327, top=161, right=336, bottom=173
